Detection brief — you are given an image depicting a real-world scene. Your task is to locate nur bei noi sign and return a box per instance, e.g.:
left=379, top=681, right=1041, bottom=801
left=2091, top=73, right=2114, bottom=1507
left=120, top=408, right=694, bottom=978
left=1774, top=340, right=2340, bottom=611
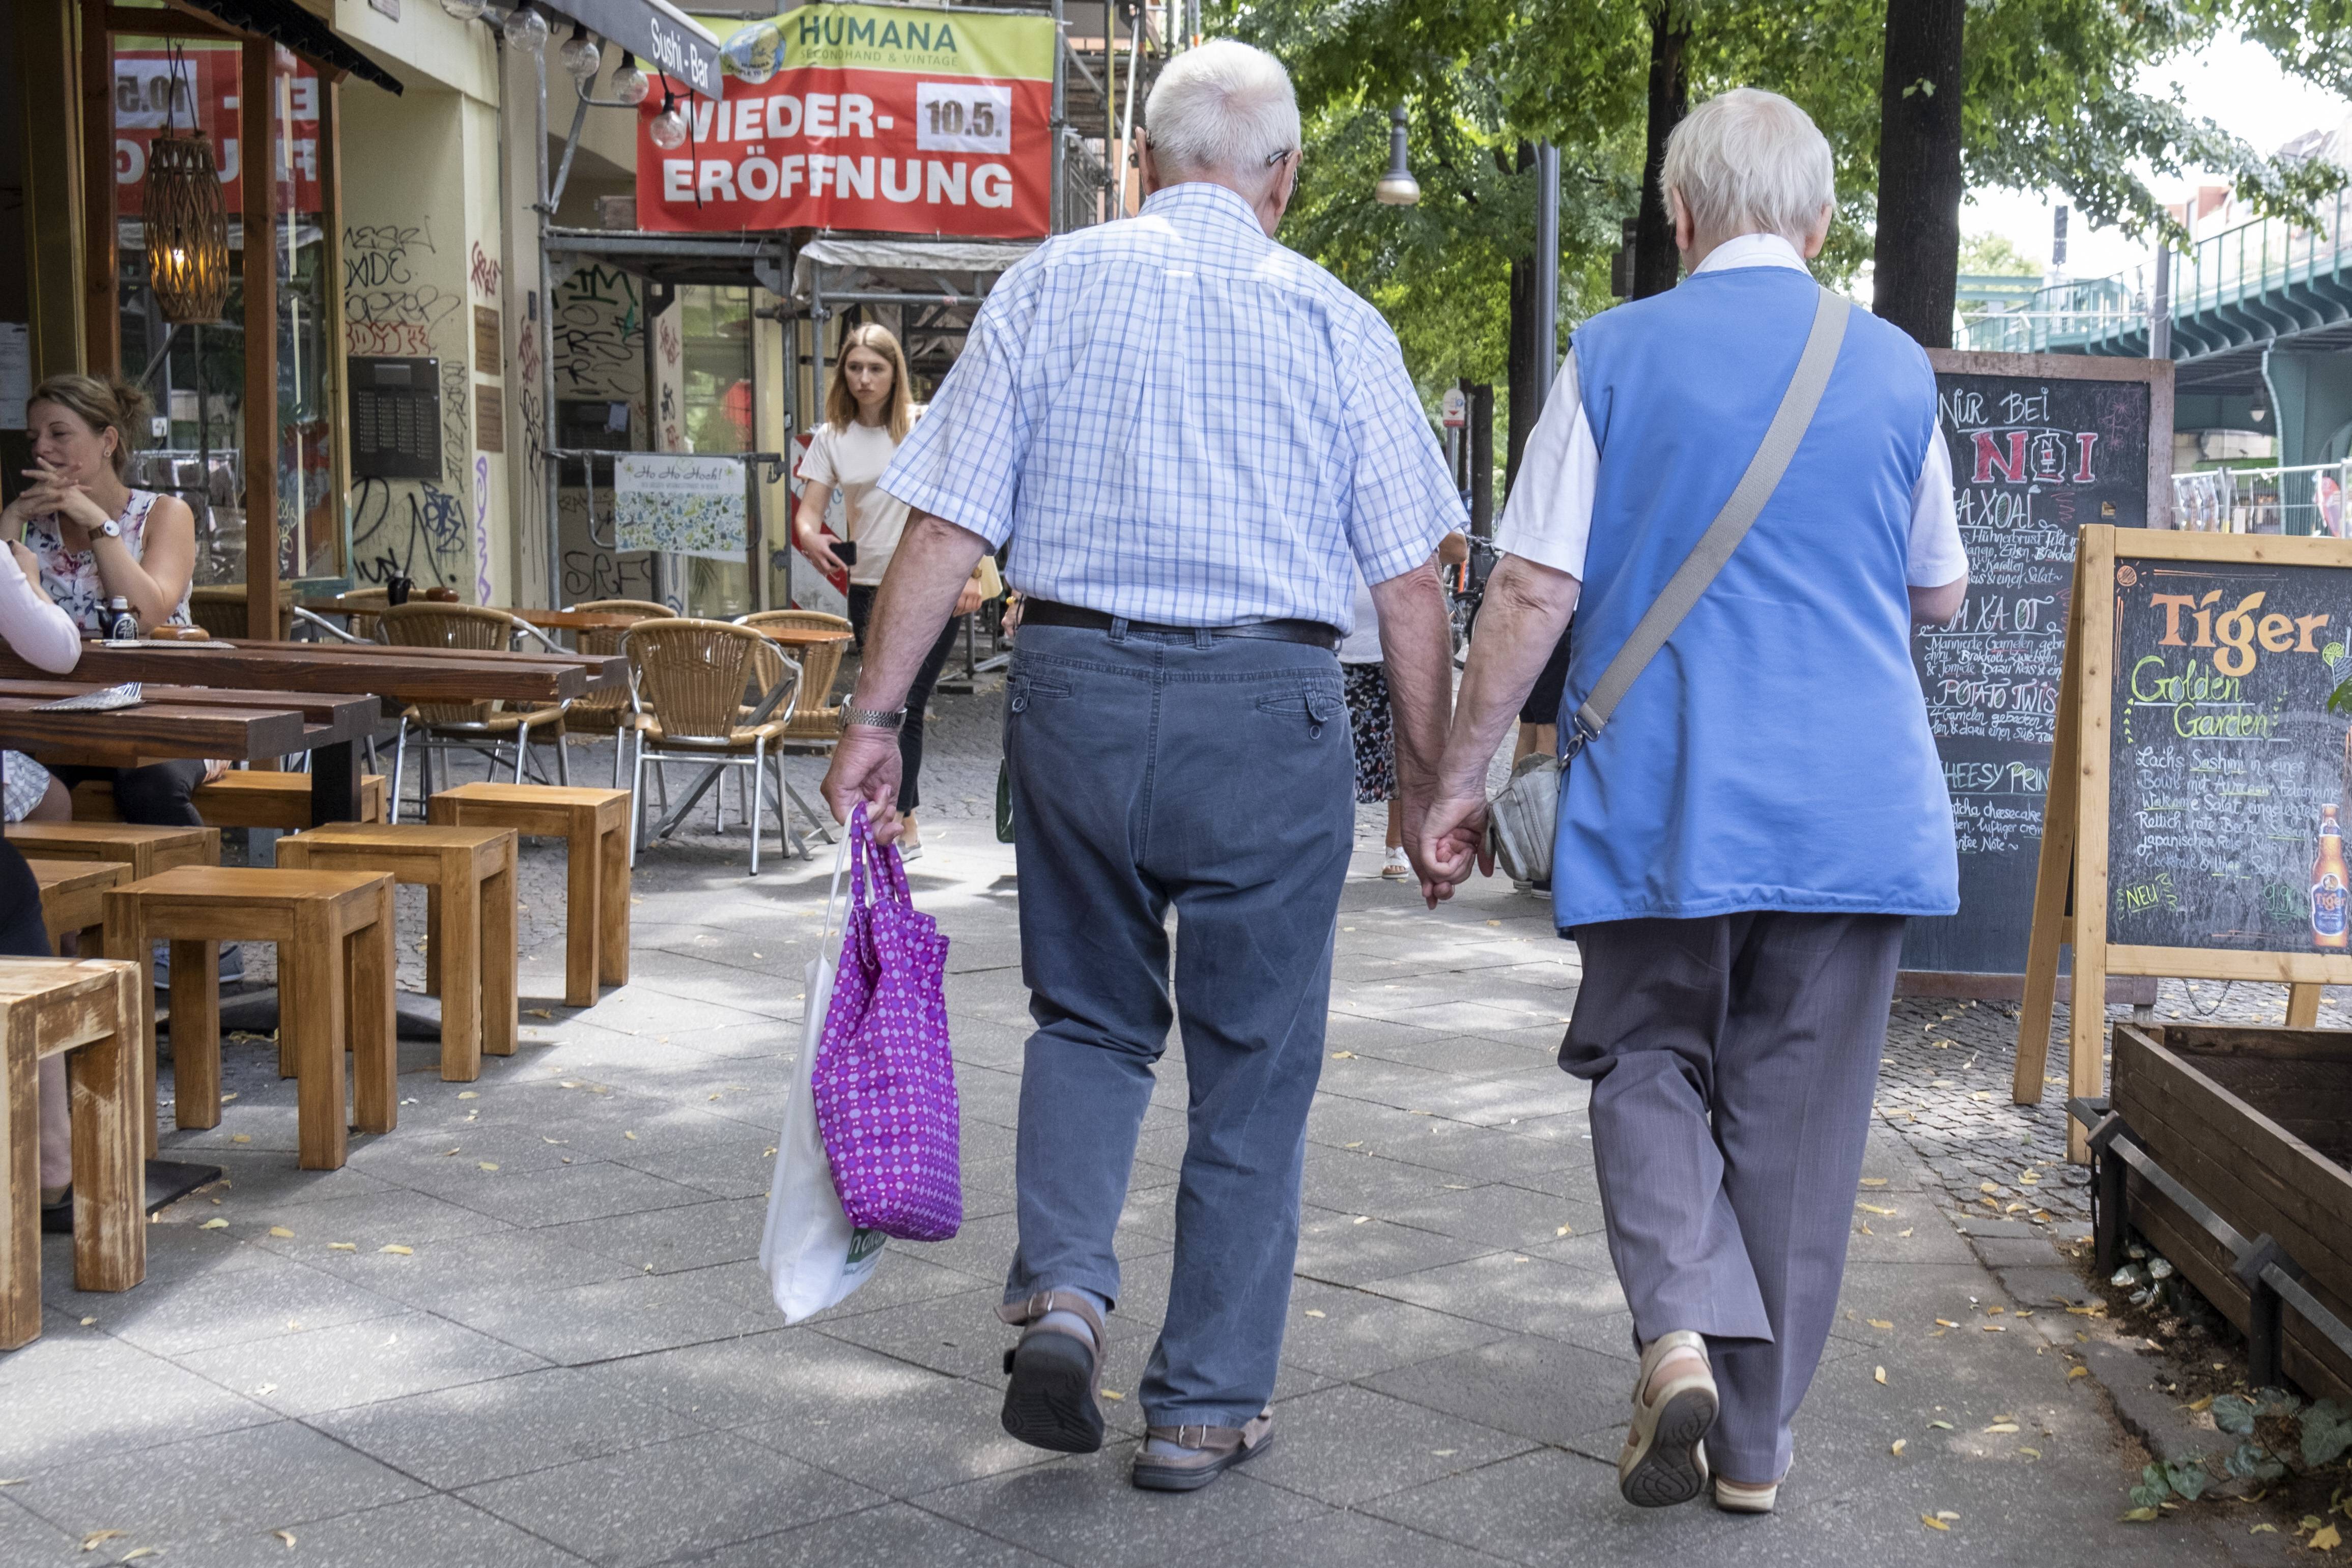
left=639, top=4, right=1055, bottom=239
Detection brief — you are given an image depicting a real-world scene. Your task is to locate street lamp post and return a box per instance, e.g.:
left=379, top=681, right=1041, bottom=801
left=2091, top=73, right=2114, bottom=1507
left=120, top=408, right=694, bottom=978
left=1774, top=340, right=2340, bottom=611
left=1533, top=141, right=1558, bottom=414
left=1375, top=106, right=1420, bottom=206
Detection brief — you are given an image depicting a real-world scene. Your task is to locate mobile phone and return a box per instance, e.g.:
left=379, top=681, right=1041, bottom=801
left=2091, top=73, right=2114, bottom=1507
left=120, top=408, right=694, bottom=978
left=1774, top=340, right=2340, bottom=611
left=833, top=540, right=858, bottom=565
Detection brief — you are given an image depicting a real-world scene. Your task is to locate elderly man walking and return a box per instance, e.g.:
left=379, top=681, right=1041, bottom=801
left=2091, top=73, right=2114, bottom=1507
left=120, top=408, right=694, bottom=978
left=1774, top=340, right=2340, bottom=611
left=1421, top=88, right=1967, bottom=1512
left=822, top=39, right=1462, bottom=1493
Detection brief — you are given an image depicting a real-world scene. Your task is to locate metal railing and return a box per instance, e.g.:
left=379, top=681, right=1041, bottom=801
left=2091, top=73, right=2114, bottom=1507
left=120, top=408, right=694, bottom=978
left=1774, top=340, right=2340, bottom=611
left=2174, top=461, right=2348, bottom=535
left=1961, top=188, right=2352, bottom=358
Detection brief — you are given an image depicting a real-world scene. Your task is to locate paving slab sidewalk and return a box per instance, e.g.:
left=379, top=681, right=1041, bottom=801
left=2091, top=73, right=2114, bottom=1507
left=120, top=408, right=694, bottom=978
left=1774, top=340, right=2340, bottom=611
left=3, top=712, right=2269, bottom=1566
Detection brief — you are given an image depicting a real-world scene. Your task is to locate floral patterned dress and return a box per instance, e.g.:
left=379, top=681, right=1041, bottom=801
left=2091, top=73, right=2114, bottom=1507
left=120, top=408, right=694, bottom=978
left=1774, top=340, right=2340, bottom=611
left=22, top=489, right=191, bottom=633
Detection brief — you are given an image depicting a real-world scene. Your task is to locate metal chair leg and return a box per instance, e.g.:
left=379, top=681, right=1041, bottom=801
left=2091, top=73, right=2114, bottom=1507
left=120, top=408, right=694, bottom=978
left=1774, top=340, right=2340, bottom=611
left=389, top=720, right=409, bottom=824
left=629, top=745, right=646, bottom=867
left=784, top=779, right=835, bottom=846
left=749, top=746, right=765, bottom=876
left=556, top=730, right=572, bottom=786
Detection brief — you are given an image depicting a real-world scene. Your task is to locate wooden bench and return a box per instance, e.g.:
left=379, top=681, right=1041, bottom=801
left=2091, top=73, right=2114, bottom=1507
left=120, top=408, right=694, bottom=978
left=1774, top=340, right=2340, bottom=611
left=0, top=958, right=146, bottom=1349
left=278, top=825, right=519, bottom=1081
left=27, top=859, right=131, bottom=954
left=105, top=868, right=396, bottom=1170
left=71, top=771, right=387, bottom=829
left=5, top=821, right=220, bottom=881
left=429, top=784, right=630, bottom=1008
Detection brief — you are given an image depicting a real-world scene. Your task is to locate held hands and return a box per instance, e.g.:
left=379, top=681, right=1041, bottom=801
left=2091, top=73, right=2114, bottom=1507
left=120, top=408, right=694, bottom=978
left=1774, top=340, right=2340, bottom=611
left=13, top=462, right=109, bottom=539
left=820, top=723, right=905, bottom=844
left=1411, top=788, right=1494, bottom=908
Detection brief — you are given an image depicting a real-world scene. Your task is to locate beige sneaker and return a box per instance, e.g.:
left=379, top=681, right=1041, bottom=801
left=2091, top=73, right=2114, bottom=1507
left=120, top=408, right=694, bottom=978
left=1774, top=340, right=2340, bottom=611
left=1714, top=1475, right=1779, bottom=1514
left=1617, top=1330, right=1718, bottom=1507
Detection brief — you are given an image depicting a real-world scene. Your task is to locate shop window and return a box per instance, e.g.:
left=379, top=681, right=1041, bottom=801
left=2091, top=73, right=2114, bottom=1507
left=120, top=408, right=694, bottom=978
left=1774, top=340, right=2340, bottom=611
left=675, top=284, right=753, bottom=617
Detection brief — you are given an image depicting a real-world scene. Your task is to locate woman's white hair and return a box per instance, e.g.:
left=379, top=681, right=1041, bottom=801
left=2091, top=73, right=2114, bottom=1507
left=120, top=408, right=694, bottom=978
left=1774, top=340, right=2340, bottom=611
left=1660, top=88, right=1835, bottom=244
left=1143, top=39, right=1300, bottom=189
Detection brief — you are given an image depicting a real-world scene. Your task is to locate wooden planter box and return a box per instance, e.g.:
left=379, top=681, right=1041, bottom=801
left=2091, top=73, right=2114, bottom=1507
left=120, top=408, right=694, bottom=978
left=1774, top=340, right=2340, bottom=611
left=2110, top=1023, right=2352, bottom=1403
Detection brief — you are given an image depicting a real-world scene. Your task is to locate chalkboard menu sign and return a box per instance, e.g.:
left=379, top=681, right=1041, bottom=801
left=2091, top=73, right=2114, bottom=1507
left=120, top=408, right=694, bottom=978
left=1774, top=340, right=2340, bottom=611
left=2106, top=556, right=2352, bottom=952
left=1903, top=351, right=2172, bottom=986
left=2017, top=529, right=2352, bottom=1157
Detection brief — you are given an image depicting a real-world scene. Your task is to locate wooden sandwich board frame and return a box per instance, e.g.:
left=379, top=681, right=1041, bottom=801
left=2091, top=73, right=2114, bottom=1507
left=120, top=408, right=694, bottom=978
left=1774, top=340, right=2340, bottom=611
left=2017, top=524, right=2352, bottom=1160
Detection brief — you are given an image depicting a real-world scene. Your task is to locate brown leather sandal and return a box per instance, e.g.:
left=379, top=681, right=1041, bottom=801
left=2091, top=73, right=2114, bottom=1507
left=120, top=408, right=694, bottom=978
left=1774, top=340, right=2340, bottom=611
left=1130, top=1408, right=1274, bottom=1492
left=998, top=1291, right=1108, bottom=1453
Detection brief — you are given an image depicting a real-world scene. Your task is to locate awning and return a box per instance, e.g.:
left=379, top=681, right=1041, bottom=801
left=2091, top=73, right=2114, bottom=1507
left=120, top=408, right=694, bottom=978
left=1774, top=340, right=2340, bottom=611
left=174, top=0, right=405, bottom=94
left=540, top=0, right=722, bottom=100
left=791, top=236, right=1040, bottom=303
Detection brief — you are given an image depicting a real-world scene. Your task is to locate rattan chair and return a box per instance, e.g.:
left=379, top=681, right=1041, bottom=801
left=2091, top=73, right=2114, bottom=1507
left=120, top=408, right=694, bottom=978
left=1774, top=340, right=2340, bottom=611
left=734, top=610, right=849, bottom=844
left=623, top=618, right=803, bottom=875
left=381, top=603, right=571, bottom=819
left=187, top=584, right=293, bottom=639
left=564, top=601, right=673, bottom=787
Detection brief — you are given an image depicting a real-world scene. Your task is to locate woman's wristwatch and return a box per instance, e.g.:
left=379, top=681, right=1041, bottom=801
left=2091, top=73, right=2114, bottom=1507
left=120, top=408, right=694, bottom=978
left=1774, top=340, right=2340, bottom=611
left=843, top=704, right=906, bottom=732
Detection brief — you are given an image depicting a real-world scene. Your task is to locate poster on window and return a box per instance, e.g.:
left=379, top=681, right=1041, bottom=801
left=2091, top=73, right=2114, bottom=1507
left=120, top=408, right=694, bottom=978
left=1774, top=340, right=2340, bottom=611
left=112, top=44, right=321, bottom=217
left=638, top=4, right=1054, bottom=239
left=614, top=454, right=747, bottom=559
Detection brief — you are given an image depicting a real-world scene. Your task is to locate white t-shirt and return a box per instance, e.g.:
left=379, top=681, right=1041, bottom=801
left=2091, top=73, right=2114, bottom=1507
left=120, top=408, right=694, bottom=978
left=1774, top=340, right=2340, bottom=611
left=797, top=420, right=909, bottom=585
left=1337, top=577, right=1383, bottom=663
left=1495, top=233, right=1970, bottom=591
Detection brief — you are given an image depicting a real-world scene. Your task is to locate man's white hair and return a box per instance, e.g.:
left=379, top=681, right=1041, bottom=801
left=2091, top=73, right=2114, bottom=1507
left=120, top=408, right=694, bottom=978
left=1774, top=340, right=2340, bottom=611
left=1660, top=88, right=1835, bottom=244
left=1143, top=39, right=1300, bottom=188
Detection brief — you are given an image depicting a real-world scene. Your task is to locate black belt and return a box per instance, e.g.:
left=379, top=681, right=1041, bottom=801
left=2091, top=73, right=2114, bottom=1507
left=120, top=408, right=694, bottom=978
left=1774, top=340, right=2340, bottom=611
left=1021, top=600, right=1340, bottom=650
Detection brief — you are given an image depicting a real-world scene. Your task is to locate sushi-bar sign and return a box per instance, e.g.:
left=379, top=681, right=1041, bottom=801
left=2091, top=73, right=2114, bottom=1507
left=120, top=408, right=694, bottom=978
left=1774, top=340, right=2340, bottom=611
left=638, top=4, right=1055, bottom=239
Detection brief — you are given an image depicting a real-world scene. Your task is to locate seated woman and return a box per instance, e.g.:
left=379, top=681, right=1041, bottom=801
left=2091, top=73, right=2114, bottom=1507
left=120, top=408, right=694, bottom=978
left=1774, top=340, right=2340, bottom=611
left=1, top=374, right=212, bottom=826
left=0, top=516, right=88, bottom=1218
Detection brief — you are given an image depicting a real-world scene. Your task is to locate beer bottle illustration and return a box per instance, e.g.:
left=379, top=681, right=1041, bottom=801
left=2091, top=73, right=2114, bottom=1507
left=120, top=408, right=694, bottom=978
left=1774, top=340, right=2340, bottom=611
left=2316, top=805, right=2350, bottom=949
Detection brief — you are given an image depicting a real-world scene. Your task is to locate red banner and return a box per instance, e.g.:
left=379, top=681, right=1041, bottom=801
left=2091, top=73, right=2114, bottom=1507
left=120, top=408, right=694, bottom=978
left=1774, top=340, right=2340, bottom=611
left=637, top=7, right=1053, bottom=239
left=112, top=45, right=322, bottom=218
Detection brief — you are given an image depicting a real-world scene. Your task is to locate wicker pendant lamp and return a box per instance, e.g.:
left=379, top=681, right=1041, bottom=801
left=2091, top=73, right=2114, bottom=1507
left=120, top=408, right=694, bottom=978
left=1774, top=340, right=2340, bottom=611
left=145, top=47, right=231, bottom=324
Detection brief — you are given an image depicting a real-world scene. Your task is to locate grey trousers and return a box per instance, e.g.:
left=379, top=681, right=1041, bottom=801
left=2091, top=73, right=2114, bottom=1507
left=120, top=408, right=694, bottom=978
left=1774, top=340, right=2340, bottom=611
left=1001, top=622, right=1354, bottom=1428
left=1561, top=911, right=1904, bottom=1484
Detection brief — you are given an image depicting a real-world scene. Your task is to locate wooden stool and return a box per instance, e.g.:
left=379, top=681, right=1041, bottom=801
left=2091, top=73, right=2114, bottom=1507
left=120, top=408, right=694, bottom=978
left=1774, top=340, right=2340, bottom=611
left=27, top=859, right=131, bottom=954
left=429, top=784, right=630, bottom=1008
left=277, top=825, right=519, bottom=1081
left=6, top=821, right=220, bottom=881
left=70, top=773, right=388, bottom=828
left=0, top=957, right=146, bottom=1349
left=104, top=868, right=396, bottom=1170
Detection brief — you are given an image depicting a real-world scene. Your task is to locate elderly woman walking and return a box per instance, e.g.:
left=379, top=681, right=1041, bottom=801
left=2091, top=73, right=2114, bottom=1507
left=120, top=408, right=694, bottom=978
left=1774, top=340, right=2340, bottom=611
left=1420, top=89, right=1967, bottom=1512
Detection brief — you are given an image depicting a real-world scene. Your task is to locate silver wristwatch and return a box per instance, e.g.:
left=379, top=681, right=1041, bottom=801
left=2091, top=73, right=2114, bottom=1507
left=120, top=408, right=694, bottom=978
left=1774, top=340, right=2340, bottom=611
left=96, top=518, right=122, bottom=539
left=842, top=704, right=906, bottom=732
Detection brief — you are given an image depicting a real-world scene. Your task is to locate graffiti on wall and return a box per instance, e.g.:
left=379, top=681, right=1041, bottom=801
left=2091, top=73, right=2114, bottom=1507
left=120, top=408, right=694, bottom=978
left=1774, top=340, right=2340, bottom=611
left=551, top=265, right=659, bottom=602
left=343, top=219, right=474, bottom=590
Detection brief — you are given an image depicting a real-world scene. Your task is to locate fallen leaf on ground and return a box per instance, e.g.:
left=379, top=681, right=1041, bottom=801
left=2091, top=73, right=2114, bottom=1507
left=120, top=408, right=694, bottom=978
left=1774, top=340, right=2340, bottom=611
left=624, top=1131, right=638, bottom=1139
left=1100, top=1389, right=1124, bottom=1401
left=559, top=1080, right=582, bottom=1089
left=328, top=1242, right=355, bottom=1251
left=1867, top=1319, right=1893, bottom=1329
left=2252, top=1523, right=2279, bottom=1534
left=379, top=1244, right=413, bottom=1256
left=1859, top=1177, right=1889, bottom=1187
left=228, top=1133, right=251, bottom=1144
left=1875, top=1366, right=1887, bottom=1385
left=1928, top=1420, right=1954, bottom=1430
left=2314, top=1524, right=2342, bottom=1550
left=274, top=1529, right=297, bottom=1548
left=269, top=1227, right=294, bottom=1238
left=2121, top=1507, right=2161, bottom=1522
left=477, top=1162, right=498, bottom=1172
left=1303, top=1309, right=1326, bottom=1318
left=199, top=1218, right=227, bottom=1230
left=526, top=1009, right=554, bottom=1019
left=1556, top=1224, right=1574, bottom=1237
left=123, top=1550, right=161, bottom=1561
left=1351, top=1215, right=1370, bottom=1225
left=78, top=1316, right=95, bottom=1326
left=2068, top=1366, right=2088, bottom=1380
left=1937, top=1511, right=1960, bottom=1521
left=458, top=1091, right=478, bottom=1100
left=2019, top=1446, right=2041, bottom=1459
left=1983, top=1422, right=2019, bottom=1434
left=1329, top=1051, right=1355, bottom=1060
left=1920, top=1515, right=1949, bottom=1531
left=80, top=1530, right=127, bottom=1550
left=1857, top=1203, right=1897, bottom=1216
left=1432, top=1448, right=1457, bottom=1456
left=1898, top=1228, right=1914, bottom=1237
left=1891, top=1439, right=1907, bottom=1456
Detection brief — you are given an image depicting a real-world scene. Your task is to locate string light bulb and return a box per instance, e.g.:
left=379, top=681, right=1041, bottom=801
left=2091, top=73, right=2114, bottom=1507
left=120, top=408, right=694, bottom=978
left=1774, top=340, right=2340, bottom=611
left=502, top=5, right=548, bottom=52
left=648, top=91, right=689, bottom=151
left=609, top=53, right=650, bottom=105
left=559, top=23, right=601, bottom=81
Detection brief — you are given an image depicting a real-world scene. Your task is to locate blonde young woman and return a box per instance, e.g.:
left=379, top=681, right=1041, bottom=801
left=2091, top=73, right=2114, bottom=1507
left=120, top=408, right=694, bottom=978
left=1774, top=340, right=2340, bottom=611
left=0, top=375, right=212, bottom=826
left=792, top=324, right=984, bottom=859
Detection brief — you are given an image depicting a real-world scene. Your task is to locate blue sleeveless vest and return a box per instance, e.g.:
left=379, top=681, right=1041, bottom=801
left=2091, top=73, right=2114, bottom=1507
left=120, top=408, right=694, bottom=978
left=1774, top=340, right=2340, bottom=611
left=1552, top=265, right=1959, bottom=928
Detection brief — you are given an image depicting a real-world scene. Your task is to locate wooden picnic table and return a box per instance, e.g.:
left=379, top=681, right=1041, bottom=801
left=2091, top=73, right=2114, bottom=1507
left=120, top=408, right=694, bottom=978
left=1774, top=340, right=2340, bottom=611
left=0, top=638, right=617, bottom=823
left=0, top=682, right=379, bottom=772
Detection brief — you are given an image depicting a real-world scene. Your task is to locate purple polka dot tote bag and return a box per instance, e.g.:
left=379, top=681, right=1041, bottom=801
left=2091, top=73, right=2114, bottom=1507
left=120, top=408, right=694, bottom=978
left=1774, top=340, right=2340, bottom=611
left=809, top=804, right=962, bottom=1242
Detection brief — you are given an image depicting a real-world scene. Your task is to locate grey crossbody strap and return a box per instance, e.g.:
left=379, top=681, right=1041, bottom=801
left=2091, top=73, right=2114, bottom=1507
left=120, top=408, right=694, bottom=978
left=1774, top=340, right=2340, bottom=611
left=1562, top=286, right=1851, bottom=759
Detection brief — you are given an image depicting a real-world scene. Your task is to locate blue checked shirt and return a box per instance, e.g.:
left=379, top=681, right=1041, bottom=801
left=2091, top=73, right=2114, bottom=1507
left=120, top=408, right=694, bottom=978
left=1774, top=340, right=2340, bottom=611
left=878, top=182, right=1463, bottom=630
